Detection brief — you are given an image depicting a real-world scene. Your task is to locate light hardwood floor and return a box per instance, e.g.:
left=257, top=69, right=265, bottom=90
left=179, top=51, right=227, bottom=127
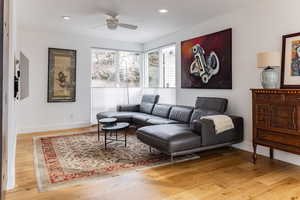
left=5, top=127, right=300, bottom=200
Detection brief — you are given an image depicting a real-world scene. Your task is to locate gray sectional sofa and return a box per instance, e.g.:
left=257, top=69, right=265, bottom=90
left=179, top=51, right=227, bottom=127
left=97, top=95, right=243, bottom=160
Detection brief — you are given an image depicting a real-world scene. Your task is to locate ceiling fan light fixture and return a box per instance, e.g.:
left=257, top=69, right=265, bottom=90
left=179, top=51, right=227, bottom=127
left=158, top=9, right=168, bottom=14
left=107, top=23, right=118, bottom=30
left=93, top=12, right=138, bottom=31
left=62, top=16, right=71, bottom=20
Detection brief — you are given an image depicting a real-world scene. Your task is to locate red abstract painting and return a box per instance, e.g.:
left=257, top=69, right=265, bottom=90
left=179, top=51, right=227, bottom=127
left=181, top=28, right=232, bottom=89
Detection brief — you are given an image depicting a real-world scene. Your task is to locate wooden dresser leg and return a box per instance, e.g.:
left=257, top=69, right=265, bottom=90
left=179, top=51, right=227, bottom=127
left=270, top=148, right=274, bottom=160
left=253, top=143, right=257, bottom=164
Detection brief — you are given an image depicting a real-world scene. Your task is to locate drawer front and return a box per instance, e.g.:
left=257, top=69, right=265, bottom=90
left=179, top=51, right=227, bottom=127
left=257, top=129, right=300, bottom=148
left=285, top=94, right=300, bottom=104
left=255, top=93, right=284, bottom=104
left=255, top=104, right=269, bottom=128
left=270, top=105, right=297, bottom=130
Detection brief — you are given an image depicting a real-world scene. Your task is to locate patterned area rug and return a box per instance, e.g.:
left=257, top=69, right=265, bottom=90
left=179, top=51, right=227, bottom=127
left=33, top=130, right=199, bottom=192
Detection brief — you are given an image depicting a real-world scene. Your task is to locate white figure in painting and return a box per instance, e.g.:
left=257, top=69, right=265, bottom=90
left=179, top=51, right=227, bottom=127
left=189, top=44, right=220, bottom=83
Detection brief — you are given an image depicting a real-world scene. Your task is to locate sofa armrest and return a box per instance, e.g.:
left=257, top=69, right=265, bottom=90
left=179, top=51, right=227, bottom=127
left=191, top=115, right=244, bottom=146
left=117, top=104, right=140, bottom=112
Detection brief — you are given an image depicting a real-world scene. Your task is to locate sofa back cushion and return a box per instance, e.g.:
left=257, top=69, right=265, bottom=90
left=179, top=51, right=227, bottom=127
left=190, top=109, right=220, bottom=123
left=169, top=106, right=194, bottom=123
left=139, top=94, right=160, bottom=114
left=141, top=95, right=160, bottom=104
left=140, top=103, right=155, bottom=114
left=152, top=104, right=173, bottom=118
left=195, top=97, right=228, bottom=113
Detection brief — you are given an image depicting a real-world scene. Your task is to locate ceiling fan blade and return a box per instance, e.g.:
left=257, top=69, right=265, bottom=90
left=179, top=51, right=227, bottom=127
left=118, top=23, right=138, bottom=30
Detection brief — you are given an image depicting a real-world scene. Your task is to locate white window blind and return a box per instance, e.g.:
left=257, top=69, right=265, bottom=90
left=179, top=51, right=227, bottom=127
left=162, top=46, right=176, bottom=88
left=144, top=44, right=176, bottom=88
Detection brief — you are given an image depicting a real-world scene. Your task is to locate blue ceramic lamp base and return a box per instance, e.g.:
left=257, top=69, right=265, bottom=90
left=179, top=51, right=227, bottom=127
left=261, top=66, right=279, bottom=89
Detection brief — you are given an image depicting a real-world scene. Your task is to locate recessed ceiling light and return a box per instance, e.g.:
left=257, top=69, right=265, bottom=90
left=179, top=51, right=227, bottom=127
left=158, top=9, right=168, bottom=14
left=62, top=16, right=71, bottom=20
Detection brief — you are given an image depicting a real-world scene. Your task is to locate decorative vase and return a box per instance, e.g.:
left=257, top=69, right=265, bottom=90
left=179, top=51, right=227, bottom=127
left=261, top=67, right=279, bottom=89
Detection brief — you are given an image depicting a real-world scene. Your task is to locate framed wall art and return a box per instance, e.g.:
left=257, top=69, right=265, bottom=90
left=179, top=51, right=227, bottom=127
left=181, top=28, right=232, bottom=89
left=48, top=48, right=77, bottom=102
left=281, top=32, right=300, bottom=89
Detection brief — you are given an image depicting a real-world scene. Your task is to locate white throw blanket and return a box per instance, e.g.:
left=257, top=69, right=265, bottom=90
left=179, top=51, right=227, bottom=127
left=200, top=115, right=234, bottom=134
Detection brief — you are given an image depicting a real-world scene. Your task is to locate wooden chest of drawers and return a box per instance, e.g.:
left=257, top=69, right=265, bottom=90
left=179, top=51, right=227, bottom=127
left=252, top=89, right=300, bottom=163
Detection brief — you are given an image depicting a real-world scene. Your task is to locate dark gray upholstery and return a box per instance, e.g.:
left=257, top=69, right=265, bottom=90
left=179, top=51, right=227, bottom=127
left=190, top=109, right=220, bottom=123
left=146, top=117, right=178, bottom=125
left=140, top=102, right=155, bottom=114
left=141, top=95, right=160, bottom=104
left=137, top=124, right=201, bottom=153
left=152, top=104, right=173, bottom=118
left=169, top=106, right=194, bottom=123
left=195, top=97, right=228, bottom=113
left=132, top=114, right=177, bottom=126
left=139, top=95, right=160, bottom=114
left=96, top=112, right=133, bottom=123
left=132, top=113, right=154, bottom=125
left=117, top=104, right=139, bottom=112
left=191, top=115, right=243, bottom=146
left=97, top=95, right=244, bottom=160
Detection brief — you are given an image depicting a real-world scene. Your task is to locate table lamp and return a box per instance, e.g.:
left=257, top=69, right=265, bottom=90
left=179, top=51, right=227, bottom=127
left=257, top=52, right=281, bottom=89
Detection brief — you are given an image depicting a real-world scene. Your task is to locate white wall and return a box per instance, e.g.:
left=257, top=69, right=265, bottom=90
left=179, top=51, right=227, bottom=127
left=144, top=0, right=300, bottom=165
left=16, top=30, right=143, bottom=133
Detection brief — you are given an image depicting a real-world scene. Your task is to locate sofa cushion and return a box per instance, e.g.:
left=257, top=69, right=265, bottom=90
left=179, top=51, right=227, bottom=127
left=96, top=112, right=133, bottom=123
left=141, top=94, right=160, bottom=104
left=132, top=114, right=178, bottom=126
left=140, top=102, right=155, bottom=114
left=146, top=117, right=178, bottom=125
left=195, top=97, right=228, bottom=113
left=117, top=104, right=139, bottom=112
left=131, top=113, right=154, bottom=124
left=137, top=124, right=201, bottom=153
left=169, top=106, right=194, bottom=123
left=152, top=104, right=173, bottom=118
left=190, top=109, right=220, bottom=123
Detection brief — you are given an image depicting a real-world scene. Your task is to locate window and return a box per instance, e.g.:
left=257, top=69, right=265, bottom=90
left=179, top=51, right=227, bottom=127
left=118, top=51, right=141, bottom=87
left=145, top=45, right=176, bottom=88
left=147, top=51, right=160, bottom=87
left=91, top=49, right=142, bottom=87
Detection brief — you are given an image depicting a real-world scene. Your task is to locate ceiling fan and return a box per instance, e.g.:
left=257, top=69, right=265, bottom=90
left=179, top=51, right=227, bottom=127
left=94, top=13, right=138, bottom=31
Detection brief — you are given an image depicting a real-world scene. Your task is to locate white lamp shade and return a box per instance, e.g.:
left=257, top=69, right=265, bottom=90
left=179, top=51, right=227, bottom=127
left=257, top=52, right=281, bottom=68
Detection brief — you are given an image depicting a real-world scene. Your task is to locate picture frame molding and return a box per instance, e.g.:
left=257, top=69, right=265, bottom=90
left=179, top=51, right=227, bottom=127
left=280, top=32, right=300, bottom=89
left=180, top=28, right=232, bottom=89
left=47, top=48, right=77, bottom=103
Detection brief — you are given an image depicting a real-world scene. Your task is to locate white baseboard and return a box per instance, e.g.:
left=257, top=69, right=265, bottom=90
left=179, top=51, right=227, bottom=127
left=233, top=141, right=300, bottom=166
left=17, top=121, right=92, bottom=134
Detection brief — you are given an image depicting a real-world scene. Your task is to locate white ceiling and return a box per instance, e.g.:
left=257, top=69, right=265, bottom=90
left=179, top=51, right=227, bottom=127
left=16, top=0, right=250, bottom=43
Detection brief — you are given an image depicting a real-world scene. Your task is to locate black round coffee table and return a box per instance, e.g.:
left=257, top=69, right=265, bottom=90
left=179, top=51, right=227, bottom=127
left=98, top=118, right=117, bottom=126
left=101, top=122, right=130, bottom=149
left=97, top=118, right=117, bottom=141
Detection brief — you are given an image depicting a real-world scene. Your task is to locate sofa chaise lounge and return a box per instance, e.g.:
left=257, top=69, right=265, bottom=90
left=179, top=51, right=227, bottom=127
left=97, top=95, right=243, bottom=160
